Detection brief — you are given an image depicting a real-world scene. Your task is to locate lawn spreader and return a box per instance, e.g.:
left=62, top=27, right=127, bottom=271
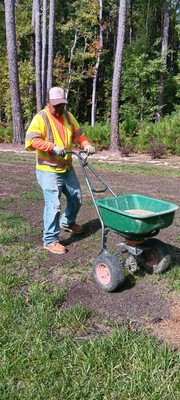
left=64, top=150, right=179, bottom=292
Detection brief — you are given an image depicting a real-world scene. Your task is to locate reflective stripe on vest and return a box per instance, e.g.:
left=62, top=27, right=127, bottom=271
left=36, top=110, right=73, bottom=170
left=38, top=110, right=73, bottom=142
left=25, top=133, right=42, bottom=139
left=38, top=111, right=54, bottom=142
left=73, top=127, right=83, bottom=140
left=37, top=157, right=72, bottom=167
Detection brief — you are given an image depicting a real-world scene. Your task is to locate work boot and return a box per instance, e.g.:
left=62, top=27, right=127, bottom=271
left=43, top=242, right=67, bottom=254
left=61, top=223, right=83, bottom=234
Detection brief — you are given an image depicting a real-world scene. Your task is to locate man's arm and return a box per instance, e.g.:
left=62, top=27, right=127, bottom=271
left=70, top=113, right=95, bottom=153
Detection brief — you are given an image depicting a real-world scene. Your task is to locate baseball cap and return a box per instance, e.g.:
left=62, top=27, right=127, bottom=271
left=49, top=87, right=68, bottom=105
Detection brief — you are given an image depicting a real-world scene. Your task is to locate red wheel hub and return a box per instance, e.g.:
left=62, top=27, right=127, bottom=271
left=96, top=263, right=111, bottom=285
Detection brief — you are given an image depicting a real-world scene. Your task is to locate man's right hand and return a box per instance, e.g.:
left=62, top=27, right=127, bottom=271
left=52, top=145, right=65, bottom=156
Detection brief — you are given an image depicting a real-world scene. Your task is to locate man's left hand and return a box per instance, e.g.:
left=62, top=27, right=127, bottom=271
left=84, top=144, right=95, bottom=154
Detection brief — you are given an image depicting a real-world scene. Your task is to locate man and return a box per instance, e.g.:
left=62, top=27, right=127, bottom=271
left=25, top=87, right=95, bottom=255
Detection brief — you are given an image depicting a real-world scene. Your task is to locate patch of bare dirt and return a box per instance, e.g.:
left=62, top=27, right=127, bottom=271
left=62, top=278, right=171, bottom=324
left=147, top=292, right=180, bottom=348
left=0, top=150, right=180, bottom=348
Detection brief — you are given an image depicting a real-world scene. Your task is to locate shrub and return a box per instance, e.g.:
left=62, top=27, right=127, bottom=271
left=0, top=124, right=13, bottom=143
left=176, top=138, right=180, bottom=156
left=135, top=108, right=180, bottom=155
left=147, top=136, right=166, bottom=159
left=82, top=122, right=110, bottom=149
left=120, top=144, right=134, bottom=157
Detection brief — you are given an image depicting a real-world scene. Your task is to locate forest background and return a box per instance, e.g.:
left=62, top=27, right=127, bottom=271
left=0, top=0, right=179, bottom=156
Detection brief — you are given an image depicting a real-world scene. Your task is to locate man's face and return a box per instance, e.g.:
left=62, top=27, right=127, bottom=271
left=49, top=103, right=65, bottom=117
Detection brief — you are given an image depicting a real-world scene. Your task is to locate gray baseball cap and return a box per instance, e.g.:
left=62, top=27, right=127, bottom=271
left=49, top=87, right=68, bottom=105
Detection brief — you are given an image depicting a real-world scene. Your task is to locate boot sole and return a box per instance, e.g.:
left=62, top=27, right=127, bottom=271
left=43, top=246, right=67, bottom=255
left=61, top=226, right=83, bottom=234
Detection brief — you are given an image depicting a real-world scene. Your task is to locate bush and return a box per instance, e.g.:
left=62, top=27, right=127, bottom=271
left=147, top=136, right=166, bottom=159
left=135, top=108, right=180, bottom=155
left=0, top=124, right=13, bottom=143
left=82, top=122, right=110, bottom=149
left=176, top=138, right=180, bottom=156
left=120, top=144, right=134, bottom=157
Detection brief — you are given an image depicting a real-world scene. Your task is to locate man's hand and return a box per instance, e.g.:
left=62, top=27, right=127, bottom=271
left=84, top=144, right=95, bottom=154
left=52, top=145, right=65, bottom=156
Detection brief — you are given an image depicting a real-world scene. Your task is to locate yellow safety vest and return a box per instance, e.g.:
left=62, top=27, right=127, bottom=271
left=25, top=108, right=84, bottom=173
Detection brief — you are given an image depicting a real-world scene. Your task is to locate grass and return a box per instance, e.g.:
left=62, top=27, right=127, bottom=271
left=0, top=246, right=179, bottom=400
left=0, top=152, right=180, bottom=398
left=153, top=261, right=180, bottom=292
left=0, top=275, right=180, bottom=400
left=0, top=212, right=40, bottom=245
left=89, top=161, right=180, bottom=177
left=0, top=243, right=48, bottom=276
left=21, top=190, right=44, bottom=201
left=0, top=197, right=16, bottom=209
left=0, top=152, right=35, bottom=163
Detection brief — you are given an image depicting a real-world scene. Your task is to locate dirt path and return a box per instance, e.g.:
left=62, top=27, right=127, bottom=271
left=0, top=150, right=180, bottom=348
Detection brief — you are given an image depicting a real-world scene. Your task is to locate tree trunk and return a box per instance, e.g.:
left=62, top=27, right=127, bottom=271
left=145, top=0, right=151, bottom=35
left=67, top=29, right=78, bottom=99
left=28, top=0, right=36, bottom=121
left=47, top=0, right=55, bottom=91
left=129, top=0, right=133, bottom=44
left=74, top=36, right=87, bottom=117
left=156, top=0, right=169, bottom=123
left=35, top=0, right=42, bottom=111
left=42, top=0, right=48, bottom=106
left=4, top=0, right=24, bottom=144
left=110, top=0, right=127, bottom=152
left=91, top=0, right=103, bottom=127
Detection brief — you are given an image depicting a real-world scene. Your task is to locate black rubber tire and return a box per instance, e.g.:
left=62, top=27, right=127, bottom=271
left=93, top=251, right=125, bottom=292
left=138, top=238, right=171, bottom=274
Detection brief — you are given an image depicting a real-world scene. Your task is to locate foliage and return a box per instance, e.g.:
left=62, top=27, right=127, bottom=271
left=0, top=0, right=179, bottom=151
left=147, top=137, right=166, bottom=159
left=0, top=124, right=13, bottom=143
left=83, top=122, right=110, bottom=149
left=135, top=108, right=180, bottom=155
left=18, top=60, right=36, bottom=122
left=82, top=107, right=180, bottom=157
left=120, top=38, right=176, bottom=123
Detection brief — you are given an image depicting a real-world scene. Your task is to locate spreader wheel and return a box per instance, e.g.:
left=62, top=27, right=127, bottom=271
left=139, top=238, right=171, bottom=274
left=125, top=255, right=138, bottom=273
left=93, top=251, right=125, bottom=292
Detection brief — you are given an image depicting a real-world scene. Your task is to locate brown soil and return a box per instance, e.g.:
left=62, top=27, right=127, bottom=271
left=0, top=147, right=180, bottom=348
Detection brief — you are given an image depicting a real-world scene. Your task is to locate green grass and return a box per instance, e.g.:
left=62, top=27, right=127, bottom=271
left=90, top=161, right=180, bottom=177
left=153, top=261, right=180, bottom=291
left=0, top=275, right=179, bottom=400
left=0, top=152, right=180, bottom=399
left=21, top=190, right=44, bottom=201
left=0, top=243, right=48, bottom=277
left=0, top=196, right=15, bottom=209
left=0, top=152, right=35, bottom=163
left=0, top=212, right=40, bottom=244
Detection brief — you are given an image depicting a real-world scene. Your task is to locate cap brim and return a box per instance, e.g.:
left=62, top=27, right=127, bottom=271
left=50, top=99, right=68, bottom=105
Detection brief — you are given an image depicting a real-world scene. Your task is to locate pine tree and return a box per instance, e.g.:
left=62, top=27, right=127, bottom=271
left=110, top=0, right=127, bottom=151
left=4, top=0, right=24, bottom=144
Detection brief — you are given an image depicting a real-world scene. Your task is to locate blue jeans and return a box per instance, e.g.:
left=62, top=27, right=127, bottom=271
left=36, top=167, right=82, bottom=245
